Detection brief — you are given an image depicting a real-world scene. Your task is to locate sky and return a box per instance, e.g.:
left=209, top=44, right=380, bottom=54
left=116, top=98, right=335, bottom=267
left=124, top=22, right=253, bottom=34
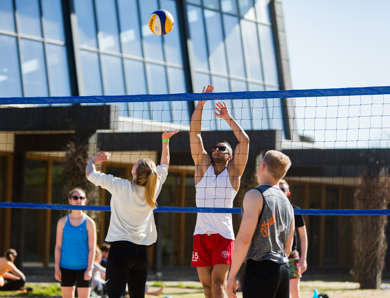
left=281, top=0, right=390, bottom=148
left=282, top=0, right=390, bottom=89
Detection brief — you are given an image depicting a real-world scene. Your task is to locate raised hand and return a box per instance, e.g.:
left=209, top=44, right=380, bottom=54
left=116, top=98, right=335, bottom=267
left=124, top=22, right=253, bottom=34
left=214, top=101, right=231, bottom=120
left=91, top=152, right=111, bottom=164
left=197, top=84, right=214, bottom=106
left=162, top=130, right=179, bottom=140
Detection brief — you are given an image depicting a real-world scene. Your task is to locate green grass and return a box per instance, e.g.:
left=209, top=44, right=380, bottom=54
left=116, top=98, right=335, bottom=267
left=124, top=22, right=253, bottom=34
left=0, top=284, right=61, bottom=297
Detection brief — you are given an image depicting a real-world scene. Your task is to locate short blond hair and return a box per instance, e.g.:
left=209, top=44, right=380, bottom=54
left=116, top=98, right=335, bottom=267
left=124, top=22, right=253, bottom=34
left=263, top=150, right=291, bottom=180
left=279, top=179, right=289, bottom=188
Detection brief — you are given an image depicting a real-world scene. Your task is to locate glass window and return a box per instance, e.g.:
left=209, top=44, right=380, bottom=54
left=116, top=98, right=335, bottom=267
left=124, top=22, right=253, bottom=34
left=15, top=0, right=42, bottom=37
left=255, top=0, right=271, bottom=23
left=101, top=55, right=125, bottom=95
left=266, top=86, right=284, bottom=134
left=124, top=59, right=150, bottom=120
left=259, top=24, right=278, bottom=85
left=145, top=63, right=171, bottom=122
left=139, top=0, right=164, bottom=61
left=80, top=50, right=102, bottom=95
left=100, top=55, right=127, bottom=116
left=46, top=44, right=71, bottom=96
left=20, top=39, right=48, bottom=97
left=0, top=0, right=15, bottom=33
left=241, top=20, right=263, bottom=81
left=95, top=0, right=121, bottom=53
left=238, top=0, right=256, bottom=20
left=0, top=35, right=22, bottom=97
left=249, top=83, right=269, bottom=129
left=41, top=0, right=65, bottom=42
left=117, top=0, right=142, bottom=57
left=231, top=80, right=251, bottom=130
left=187, top=0, right=201, bottom=4
left=204, top=10, right=227, bottom=75
left=211, top=76, right=231, bottom=130
left=221, top=0, right=238, bottom=14
left=161, top=0, right=183, bottom=66
left=75, top=0, right=98, bottom=48
left=187, top=5, right=209, bottom=71
left=167, top=67, right=189, bottom=125
left=195, top=72, right=216, bottom=130
left=203, top=0, right=220, bottom=10
left=223, top=15, right=245, bottom=78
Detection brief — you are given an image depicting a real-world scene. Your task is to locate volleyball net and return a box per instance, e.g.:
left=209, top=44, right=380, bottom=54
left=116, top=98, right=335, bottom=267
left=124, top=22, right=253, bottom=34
left=0, top=86, right=390, bottom=215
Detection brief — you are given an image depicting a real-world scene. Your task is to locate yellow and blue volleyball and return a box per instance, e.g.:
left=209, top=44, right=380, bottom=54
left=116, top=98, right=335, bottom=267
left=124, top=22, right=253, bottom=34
left=148, top=9, right=174, bottom=36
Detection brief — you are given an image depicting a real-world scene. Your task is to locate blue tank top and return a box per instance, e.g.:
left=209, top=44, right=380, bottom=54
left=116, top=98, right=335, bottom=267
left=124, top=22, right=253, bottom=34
left=60, top=213, right=89, bottom=270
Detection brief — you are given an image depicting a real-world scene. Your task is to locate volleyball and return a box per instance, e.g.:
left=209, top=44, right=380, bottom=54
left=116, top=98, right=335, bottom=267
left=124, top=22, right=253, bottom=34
left=148, top=9, right=174, bottom=36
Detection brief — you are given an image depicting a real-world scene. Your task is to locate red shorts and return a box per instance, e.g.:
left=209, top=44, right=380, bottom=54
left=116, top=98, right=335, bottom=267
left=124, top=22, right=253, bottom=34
left=191, top=234, right=234, bottom=267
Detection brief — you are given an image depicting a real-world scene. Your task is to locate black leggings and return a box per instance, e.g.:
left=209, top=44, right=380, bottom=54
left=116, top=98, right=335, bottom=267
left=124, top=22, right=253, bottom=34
left=0, top=278, right=26, bottom=291
left=243, top=260, right=289, bottom=298
left=106, top=241, right=148, bottom=298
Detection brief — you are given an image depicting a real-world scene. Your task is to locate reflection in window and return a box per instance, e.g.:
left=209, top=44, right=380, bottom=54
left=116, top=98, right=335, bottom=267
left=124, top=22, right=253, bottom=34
left=231, top=80, right=251, bottom=130
left=80, top=50, right=102, bottom=96
left=195, top=72, right=216, bottom=131
left=221, top=0, right=238, bottom=14
left=118, top=0, right=142, bottom=57
left=241, top=20, right=263, bottom=81
left=0, top=0, right=15, bottom=33
left=145, top=63, right=171, bottom=122
left=161, top=0, right=183, bottom=66
left=101, top=55, right=127, bottom=116
left=223, top=15, right=245, bottom=78
left=203, top=0, right=220, bottom=10
left=139, top=0, right=164, bottom=61
left=249, top=83, right=269, bottom=129
left=41, top=0, right=65, bottom=42
left=187, top=5, right=209, bottom=71
left=204, top=10, right=227, bottom=75
left=211, top=76, right=231, bottom=130
left=95, top=0, right=121, bottom=53
left=0, top=35, right=22, bottom=97
left=167, top=67, right=189, bottom=125
left=46, top=44, right=71, bottom=96
left=238, top=0, right=256, bottom=20
left=20, top=39, right=48, bottom=97
left=75, top=0, right=98, bottom=48
left=259, top=24, right=278, bottom=85
left=124, top=59, right=150, bottom=120
left=16, top=0, right=42, bottom=37
left=255, top=0, right=271, bottom=23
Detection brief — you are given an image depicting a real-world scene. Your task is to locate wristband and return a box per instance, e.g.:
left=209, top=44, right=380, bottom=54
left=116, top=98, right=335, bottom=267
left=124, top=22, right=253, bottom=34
left=162, top=139, right=169, bottom=143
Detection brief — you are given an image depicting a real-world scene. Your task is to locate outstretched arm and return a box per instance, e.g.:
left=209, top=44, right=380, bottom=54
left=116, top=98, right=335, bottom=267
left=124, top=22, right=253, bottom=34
left=86, top=152, right=111, bottom=178
left=214, top=102, right=250, bottom=176
left=160, top=130, right=179, bottom=166
left=189, top=85, right=214, bottom=166
left=226, top=189, right=263, bottom=298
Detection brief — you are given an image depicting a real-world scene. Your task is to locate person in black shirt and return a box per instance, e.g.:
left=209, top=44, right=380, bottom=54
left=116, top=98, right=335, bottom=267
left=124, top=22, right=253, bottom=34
left=279, top=179, right=308, bottom=298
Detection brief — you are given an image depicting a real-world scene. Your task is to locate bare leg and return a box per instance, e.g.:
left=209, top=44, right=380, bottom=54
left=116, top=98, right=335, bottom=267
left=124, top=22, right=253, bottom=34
left=290, top=278, right=300, bottom=298
left=77, top=287, right=91, bottom=298
left=61, top=286, right=75, bottom=298
left=211, top=264, right=229, bottom=298
left=145, top=286, right=165, bottom=296
left=197, top=266, right=213, bottom=298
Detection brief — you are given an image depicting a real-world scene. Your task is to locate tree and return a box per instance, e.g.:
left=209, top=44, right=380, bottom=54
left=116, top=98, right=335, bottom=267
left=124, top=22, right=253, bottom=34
left=63, top=141, right=101, bottom=235
left=351, top=167, right=390, bottom=289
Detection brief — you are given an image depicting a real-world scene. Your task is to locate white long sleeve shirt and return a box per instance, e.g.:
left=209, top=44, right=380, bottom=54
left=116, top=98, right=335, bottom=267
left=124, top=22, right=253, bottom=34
left=87, top=164, right=168, bottom=246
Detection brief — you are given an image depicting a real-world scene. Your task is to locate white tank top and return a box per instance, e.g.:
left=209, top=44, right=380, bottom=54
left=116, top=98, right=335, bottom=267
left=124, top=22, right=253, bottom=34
left=194, top=165, right=237, bottom=240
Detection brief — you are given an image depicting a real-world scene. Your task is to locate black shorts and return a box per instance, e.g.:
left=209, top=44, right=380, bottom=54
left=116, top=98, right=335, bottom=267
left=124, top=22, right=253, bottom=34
left=60, top=267, right=92, bottom=288
left=243, top=260, right=289, bottom=298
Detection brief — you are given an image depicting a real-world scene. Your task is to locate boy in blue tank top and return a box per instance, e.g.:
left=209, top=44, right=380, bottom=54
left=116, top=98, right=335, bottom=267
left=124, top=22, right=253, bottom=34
left=227, top=150, right=294, bottom=298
